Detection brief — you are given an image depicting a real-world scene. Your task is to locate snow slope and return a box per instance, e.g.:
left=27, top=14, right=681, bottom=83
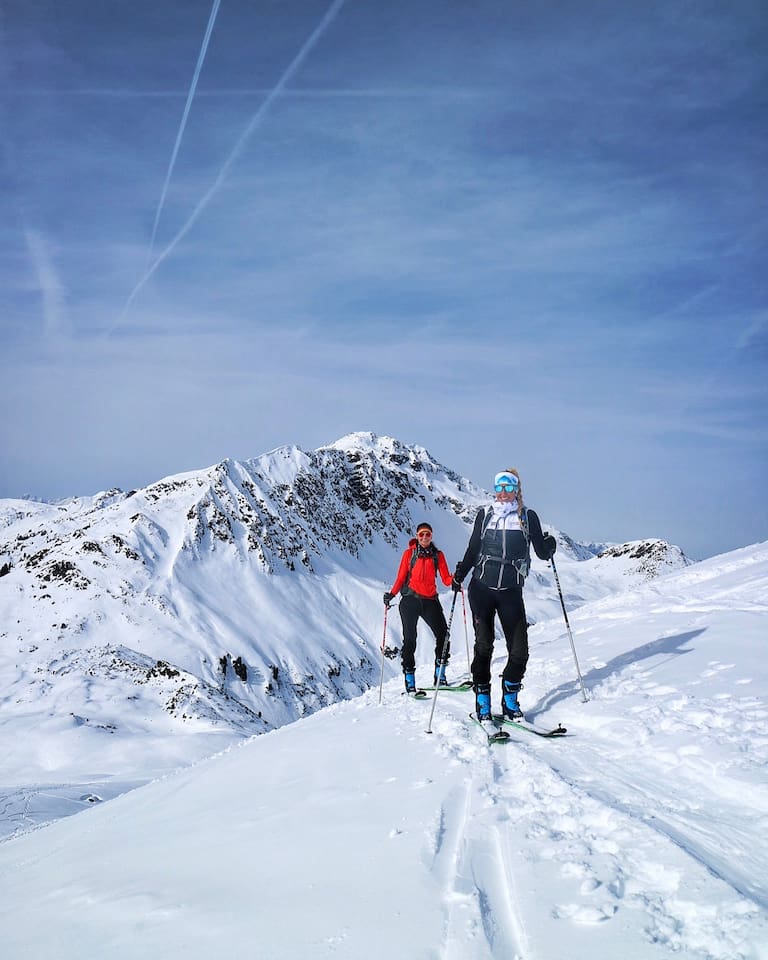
left=0, top=541, right=766, bottom=960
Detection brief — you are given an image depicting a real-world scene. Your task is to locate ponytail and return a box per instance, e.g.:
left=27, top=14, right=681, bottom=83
left=505, top=467, right=525, bottom=522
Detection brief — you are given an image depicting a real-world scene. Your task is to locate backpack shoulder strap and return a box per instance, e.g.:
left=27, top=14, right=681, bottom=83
left=407, top=546, right=439, bottom=579
left=480, top=506, right=495, bottom=538
left=515, top=508, right=532, bottom=581
left=400, top=547, right=417, bottom=595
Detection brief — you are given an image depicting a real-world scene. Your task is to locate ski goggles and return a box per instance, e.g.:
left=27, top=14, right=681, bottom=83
left=494, top=473, right=519, bottom=493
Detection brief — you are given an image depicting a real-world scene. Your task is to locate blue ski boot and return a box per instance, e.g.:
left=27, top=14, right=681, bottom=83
left=404, top=671, right=417, bottom=694
left=474, top=683, right=492, bottom=721
left=502, top=680, right=524, bottom=720
left=434, top=659, right=448, bottom=686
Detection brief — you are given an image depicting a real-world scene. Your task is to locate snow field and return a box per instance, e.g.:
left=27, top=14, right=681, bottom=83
left=1, top=622, right=767, bottom=959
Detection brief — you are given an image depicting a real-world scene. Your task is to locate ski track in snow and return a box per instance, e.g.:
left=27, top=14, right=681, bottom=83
left=424, top=768, right=528, bottom=959
left=393, top=622, right=768, bottom=960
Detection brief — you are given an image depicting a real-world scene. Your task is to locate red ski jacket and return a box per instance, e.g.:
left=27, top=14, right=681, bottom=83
left=390, top=539, right=453, bottom=599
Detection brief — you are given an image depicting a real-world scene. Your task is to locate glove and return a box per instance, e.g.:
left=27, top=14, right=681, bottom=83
left=383, top=591, right=394, bottom=606
left=542, top=534, right=557, bottom=561
left=451, top=577, right=462, bottom=593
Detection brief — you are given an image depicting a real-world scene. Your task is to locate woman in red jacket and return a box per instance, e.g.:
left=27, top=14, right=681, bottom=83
left=383, top=522, right=454, bottom=693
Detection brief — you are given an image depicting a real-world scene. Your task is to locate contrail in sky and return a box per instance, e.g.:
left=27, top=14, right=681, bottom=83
left=112, top=0, right=348, bottom=335
left=147, top=0, right=222, bottom=266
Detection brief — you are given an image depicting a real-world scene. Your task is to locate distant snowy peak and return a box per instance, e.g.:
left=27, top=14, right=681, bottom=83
left=549, top=529, right=607, bottom=562
left=202, top=433, right=487, bottom=567
left=322, top=432, right=476, bottom=491
left=535, top=520, right=688, bottom=574
left=325, top=430, right=397, bottom=455
left=325, top=432, right=450, bottom=472
left=597, top=539, right=691, bottom=579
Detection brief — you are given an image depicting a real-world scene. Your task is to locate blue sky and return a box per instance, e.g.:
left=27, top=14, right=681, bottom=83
left=1, top=0, right=766, bottom=560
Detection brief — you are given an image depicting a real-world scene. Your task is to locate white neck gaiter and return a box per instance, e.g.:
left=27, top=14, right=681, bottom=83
left=486, top=499, right=521, bottom=531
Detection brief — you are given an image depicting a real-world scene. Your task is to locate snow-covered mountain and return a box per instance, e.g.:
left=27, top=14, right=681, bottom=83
left=0, top=432, right=690, bottom=836
left=1, top=534, right=765, bottom=960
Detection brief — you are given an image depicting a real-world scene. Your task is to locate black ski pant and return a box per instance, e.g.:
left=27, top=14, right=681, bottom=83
left=398, top=594, right=449, bottom=673
left=468, top=578, right=528, bottom=685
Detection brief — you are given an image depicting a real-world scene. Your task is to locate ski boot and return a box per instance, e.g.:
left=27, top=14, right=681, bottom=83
left=475, top=683, right=495, bottom=728
left=502, top=680, right=525, bottom=721
left=434, top=659, right=448, bottom=687
left=404, top=671, right=417, bottom=694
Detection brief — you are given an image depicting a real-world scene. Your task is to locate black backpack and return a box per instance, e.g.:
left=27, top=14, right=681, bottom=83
left=480, top=506, right=531, bottom=579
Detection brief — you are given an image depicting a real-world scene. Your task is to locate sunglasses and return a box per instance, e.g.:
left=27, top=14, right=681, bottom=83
left=417, top=530, right=433, bottom=538
left=494, top=480, right=519, bottom=493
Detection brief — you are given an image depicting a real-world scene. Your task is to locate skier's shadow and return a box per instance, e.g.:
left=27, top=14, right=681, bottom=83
left=530, top=628, right=706, bottom=717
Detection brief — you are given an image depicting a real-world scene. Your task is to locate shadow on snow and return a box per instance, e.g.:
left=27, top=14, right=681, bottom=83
left=531, top=628, right=706, bottom=716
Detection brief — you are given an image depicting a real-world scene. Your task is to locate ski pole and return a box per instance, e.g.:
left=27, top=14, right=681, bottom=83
left=550, top=556, right=588, bottom=703
left=378, top=602, right=390, bottom=705
left=460, top=588, right=471, bottom=673
left=426, top=591, right=459, bottom=734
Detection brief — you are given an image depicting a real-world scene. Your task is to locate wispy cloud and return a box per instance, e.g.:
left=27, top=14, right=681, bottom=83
left=735, top=310, right=768, bottom=351
left=22, top=229, right=69, bottom=340
left=10, top=87, right=495, bottom=101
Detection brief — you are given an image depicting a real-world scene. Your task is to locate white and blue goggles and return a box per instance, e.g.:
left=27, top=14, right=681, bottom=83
left=494, top=472, right=519, bottom=493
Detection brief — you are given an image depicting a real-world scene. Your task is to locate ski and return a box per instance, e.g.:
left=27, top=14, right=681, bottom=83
left=403, top=689, right=428, bottom=699
left=469, top=712, right=510, bottom=745
left=422, top=681, right=473, bottom=692
left=492, top=715, right=567, bottom=738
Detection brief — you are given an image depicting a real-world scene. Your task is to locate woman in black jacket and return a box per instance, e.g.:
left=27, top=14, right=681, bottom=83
left=452, top=468, right=556, bottom=725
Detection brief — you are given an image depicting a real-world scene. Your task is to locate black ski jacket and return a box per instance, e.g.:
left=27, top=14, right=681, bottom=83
left=455, top=505, right=551, bottom=591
